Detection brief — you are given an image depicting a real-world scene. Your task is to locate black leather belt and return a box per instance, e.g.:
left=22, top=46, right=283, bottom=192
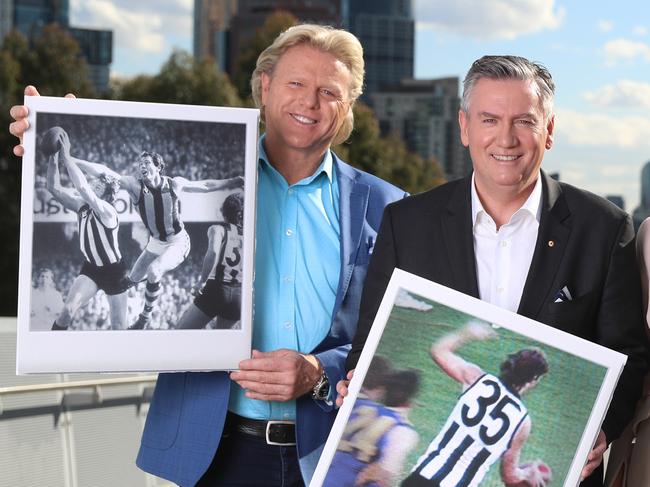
left=227, top=412, right=296, bottom=446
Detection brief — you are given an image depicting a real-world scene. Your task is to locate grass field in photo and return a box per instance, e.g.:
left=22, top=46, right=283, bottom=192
left=371, top=293, right=607, bottom=485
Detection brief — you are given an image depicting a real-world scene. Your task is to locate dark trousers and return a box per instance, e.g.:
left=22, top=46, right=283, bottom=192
left=196, top=429, right=305, bottom=487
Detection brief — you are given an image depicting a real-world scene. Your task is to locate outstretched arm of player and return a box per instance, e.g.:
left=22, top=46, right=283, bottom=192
left=46, top=153, right=83, bottom=212
left=60, top=140, right=116, bottom=225
left=431, top=322, right=496, bottom=387
left=501, top=418, right=551, bottom=486
left=173, top=175, right=244, bottom=193
left=70, top=159, right=140, bottom=200
left=196, top=225, right=226, bottom=288
left=70, top=158, right=120, bottom=179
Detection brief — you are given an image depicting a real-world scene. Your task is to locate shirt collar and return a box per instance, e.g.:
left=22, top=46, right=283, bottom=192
left=258, top=135, right=334, bottom=185
left=471, top=171, right=543, bottom=227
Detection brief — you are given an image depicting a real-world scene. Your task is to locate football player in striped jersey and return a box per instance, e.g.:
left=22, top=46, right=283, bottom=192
left=402, top=323, right=549, bottom=487
left=177, top=191, right=244, bottom=330
left=47, top=135, right=131, bottom=330
left=65, top=150, right=243, bottom=330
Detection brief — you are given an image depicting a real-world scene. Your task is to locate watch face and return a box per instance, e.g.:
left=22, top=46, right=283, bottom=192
left=315, top=383, right=329, bottom=400
left=313, top=374, right=330, bottom=400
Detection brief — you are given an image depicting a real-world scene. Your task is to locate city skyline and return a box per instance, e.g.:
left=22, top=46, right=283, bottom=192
left=68, top=0, right=650, bottom=210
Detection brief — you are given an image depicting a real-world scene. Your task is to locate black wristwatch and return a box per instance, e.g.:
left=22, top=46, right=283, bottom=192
left=311, top=369, right=330, bottom=401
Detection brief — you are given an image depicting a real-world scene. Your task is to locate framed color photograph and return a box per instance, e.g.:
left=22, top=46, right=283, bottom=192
left=311, top=269, right=626, bottom=487
left=17, top=96, right=259, bottom=373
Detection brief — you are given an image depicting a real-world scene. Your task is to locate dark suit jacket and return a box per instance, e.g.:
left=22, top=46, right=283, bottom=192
left=136, top=155, right=406, bottom=487
left=348, top=172, right=649, bottom=449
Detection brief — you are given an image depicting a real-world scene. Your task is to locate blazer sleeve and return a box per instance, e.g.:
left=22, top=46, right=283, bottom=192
left=600, top=214, right=650, bottom=442
left=346, top=203, right=398, bottom=371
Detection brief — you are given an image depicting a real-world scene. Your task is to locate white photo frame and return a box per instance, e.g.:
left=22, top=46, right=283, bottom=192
left=311, top=269, right=626, bottom=487
left=17, top=96, right=259, bottom=373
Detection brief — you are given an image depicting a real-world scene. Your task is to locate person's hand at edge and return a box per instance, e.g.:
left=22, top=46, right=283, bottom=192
left=335, top=369, right=355, bottom=408
left=9, top=86, right=76, bottom=157
left=580, top=430, right=606, bottom=481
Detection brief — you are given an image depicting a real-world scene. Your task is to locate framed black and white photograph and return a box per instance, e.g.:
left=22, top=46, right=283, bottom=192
left=311, top=269, right=626, bottom=487
left=16, top=96, right=259, bottom=373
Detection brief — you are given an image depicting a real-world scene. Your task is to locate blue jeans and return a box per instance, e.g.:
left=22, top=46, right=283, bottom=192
left=196, top=429, right=305, bottom=487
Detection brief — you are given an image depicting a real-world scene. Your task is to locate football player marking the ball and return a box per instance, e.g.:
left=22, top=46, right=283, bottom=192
left=402, top=322, right=551, bottom=487
left=62, top=148, right=244, bottom=330
left=44, top=127, right=132, bottom=330
left=177, top=192, right=244, bottom=330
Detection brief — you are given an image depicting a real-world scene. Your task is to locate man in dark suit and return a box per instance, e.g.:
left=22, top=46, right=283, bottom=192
left=345, top=55, right=649, bottom=486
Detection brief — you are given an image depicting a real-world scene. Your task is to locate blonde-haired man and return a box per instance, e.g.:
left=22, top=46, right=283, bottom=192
left=10, top=24, right=406, bottom=487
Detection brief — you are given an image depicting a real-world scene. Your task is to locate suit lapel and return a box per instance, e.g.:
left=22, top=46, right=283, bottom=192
left=517, top=173, right=571, bottom=318
left=441, top=177, right=480, bottom=298
left=332, top=158, right=370, bottom=318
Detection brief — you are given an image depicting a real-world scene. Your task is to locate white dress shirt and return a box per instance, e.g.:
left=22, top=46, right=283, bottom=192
left=471, top=173, right=543, bottom=312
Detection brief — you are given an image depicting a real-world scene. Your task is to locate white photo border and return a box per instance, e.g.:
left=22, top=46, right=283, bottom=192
left=17, top=96, right=259, bottom=373
left=311, top=268, right=627, bottom=487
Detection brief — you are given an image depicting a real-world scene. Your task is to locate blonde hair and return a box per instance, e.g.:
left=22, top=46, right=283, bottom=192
left=251, top=24, right=364, bottom=145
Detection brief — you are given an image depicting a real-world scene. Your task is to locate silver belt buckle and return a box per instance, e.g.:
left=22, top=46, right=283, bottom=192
left=265, top=420, right=296, bottom=446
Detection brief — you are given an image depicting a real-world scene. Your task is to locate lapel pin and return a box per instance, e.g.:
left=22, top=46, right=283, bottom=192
left=548, top=240, right=555, bottom=247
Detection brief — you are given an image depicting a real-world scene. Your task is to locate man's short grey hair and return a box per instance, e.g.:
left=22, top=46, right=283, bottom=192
left=461, top=55, right=555, bottom=119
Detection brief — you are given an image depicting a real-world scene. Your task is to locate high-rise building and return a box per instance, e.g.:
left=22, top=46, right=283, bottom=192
left=193, top=0, right=341, bottom=77
left=192, top=1, right=413, bottom=102
left=344, top=0, right=414, bottom=102
left=371, top=77, right=472, bottom=180
left=12, top=0, right=69, bottom=35
left=2, top=0, right=112, bottom=93
left=69, top=27, right=112, bottom=92
left=194, top=0, right=237, bottom=73
left=0, top=0, right=13, bottom=40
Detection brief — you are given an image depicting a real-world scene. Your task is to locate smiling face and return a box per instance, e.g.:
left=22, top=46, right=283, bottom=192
left=260, top=44, right=351, bottom=165
left=459, top=78, right=554, bottom=200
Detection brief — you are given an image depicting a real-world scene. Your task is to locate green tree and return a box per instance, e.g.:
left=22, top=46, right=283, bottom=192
left=232, top=10, right=298, bottom=101
left=334, top=103, right=446, bottom=194
left=0, top=25, right=95, bottom=316
left=113, top=50, right=242, bottom=107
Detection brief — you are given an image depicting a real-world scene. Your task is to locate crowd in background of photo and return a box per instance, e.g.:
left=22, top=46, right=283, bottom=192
left=30, top=112, right=246, bottom=331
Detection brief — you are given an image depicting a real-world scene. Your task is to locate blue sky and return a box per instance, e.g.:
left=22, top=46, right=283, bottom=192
left=70, top=0, right=650, bottom=210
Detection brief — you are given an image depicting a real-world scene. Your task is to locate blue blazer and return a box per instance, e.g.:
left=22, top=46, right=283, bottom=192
left=136, top=155, right=406, bottom=486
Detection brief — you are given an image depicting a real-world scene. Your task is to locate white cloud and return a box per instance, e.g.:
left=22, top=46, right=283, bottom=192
left=70, top=0, right=192, bottom=54
left=557, top=166, right=586, bottom=183
left=603, top=38, right=650, bottom=65
left=583, top=80, right=650, bottom=110
left=633, top=26, right=648, bottom=36
left=599, top=164, right=635, bottom=177
left=555, top=108, right=650, bottom=148
left=414, top=0, right=565, bottom=40
left=597, top=20, right=613, bottom=33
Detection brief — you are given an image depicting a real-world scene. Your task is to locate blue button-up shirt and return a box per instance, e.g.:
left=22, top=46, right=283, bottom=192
left=229, top=137, right=341, bottom=420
